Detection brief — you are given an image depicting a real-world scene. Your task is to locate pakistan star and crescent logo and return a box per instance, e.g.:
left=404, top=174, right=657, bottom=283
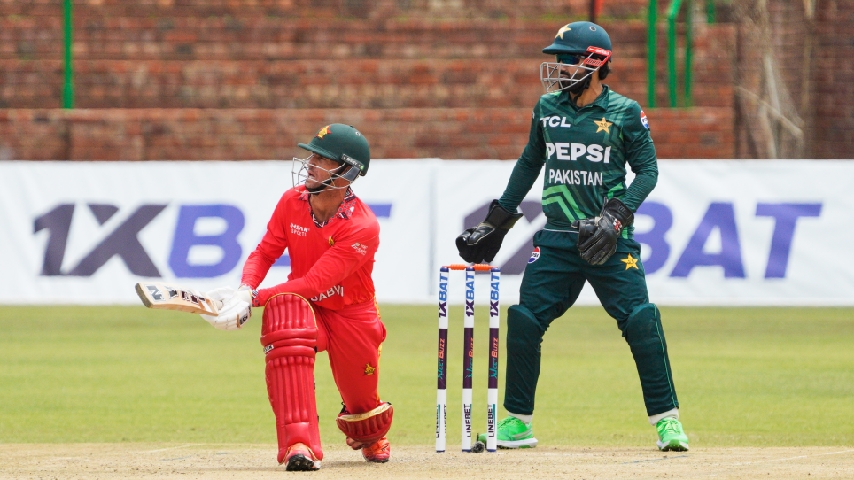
left=622, top=253, right=639, bottom=270
left=556, top=25, right=572, bottom=39
left=594, top=117, right=612, bottom=134
left=364, top=364, right=376, bottom=375
left=316, top=125, right=331, bottom=138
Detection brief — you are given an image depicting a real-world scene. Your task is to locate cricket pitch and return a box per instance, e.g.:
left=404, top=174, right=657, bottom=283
left=2, top=444, right=852, bottom=479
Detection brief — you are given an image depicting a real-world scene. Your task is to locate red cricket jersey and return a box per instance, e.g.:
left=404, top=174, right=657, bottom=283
left=241, top=186, right=379, bottom=309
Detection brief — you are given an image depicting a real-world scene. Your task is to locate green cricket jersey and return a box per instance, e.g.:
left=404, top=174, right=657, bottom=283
left=498, top=86, right=658, bottom=235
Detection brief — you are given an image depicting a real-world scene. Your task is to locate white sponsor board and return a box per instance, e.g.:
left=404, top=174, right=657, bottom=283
left=0, top=160, right=431, bottom=305
left=1, top=159, right=852, bottom=306
left=435, top=160, right=854, bottom=306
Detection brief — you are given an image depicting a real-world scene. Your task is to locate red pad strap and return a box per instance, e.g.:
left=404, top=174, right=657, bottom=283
left=336, top=402, right=394, bottom=444
left=261, top=328, right=317, bottom=347
left=262, top=294, right=323, bottom=463
left=265, top=344, right=315, bottom=360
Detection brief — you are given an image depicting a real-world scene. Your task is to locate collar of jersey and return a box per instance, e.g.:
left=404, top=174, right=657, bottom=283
left=298, top=186, right=357, bottom=228
left=559, top=84, right=610, bottom=111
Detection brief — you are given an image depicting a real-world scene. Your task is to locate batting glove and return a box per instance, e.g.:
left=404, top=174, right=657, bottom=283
left=200, top=286, right=253, bottom=330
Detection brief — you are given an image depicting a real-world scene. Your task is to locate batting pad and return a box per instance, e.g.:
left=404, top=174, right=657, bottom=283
left=261, top=294, right=323, bottom=463
left=336, top=402, right=394, bottom=444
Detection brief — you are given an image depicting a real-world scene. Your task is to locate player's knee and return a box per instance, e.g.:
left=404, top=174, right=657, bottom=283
left=507, top=305, right=543, bottom=351
left=623, top=303, right=661, bottom=346
left=261, top=294, right=318, bottom=360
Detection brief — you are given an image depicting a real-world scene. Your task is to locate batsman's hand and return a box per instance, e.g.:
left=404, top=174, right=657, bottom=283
left=200, top=286, right=253, bottom=330
left=456, top=200, right=524, bottom=264
left=576, top=197, right=634, bottom=266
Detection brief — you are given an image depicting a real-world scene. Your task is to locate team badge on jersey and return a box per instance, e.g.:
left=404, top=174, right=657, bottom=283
left=594, top=117, right=612, bottom=134
left=621, top=253, right=639, bottom=270
left=640, top=110, right=649, bottom=129
left=528, top=246, right=541, bottom=264
left=364, top=364, right=376, bottom=375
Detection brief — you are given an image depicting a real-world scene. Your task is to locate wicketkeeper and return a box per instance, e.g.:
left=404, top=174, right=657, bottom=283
left=201, top=124, right=393, bottom=471
left=459, top=22, right=689, bottom=452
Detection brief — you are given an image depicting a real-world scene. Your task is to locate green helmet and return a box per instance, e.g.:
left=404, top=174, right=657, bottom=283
left=542, top=21, right=612, bottom=56
left=540, top=22, right=613, bottom=94
left=298, top=124, right=371, bottom=179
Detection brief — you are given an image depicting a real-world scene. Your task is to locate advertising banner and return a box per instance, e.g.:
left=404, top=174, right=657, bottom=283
left=1, top=160, right=851, bottom=306
left=0, top=160, right=431, bottom=305
left=433, top=160, right=854, bottom=306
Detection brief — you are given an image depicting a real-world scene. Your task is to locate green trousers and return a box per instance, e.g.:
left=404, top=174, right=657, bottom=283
left=504, top=228, right=680, bottom=416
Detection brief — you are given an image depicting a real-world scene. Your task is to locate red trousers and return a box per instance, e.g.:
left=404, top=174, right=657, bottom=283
left=312, top=300, right=386, bottom=414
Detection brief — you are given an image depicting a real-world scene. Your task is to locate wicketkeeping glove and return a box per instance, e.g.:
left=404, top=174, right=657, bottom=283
left=456, top=200, right=524, bottom=264
left=576, top=197, right=634, bottom=266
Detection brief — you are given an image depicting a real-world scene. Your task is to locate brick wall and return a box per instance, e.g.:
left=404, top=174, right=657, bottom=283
left=0, top=15, right=733, bottom=109
left=0, top=0, right=814, bottom=161
left=0, top=106, right=733, bottom=161
left=811, top=0, right=854, bottom=158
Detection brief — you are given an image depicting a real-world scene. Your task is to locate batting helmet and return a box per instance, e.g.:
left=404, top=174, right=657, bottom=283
left=298, top=124, right=371, bottom=179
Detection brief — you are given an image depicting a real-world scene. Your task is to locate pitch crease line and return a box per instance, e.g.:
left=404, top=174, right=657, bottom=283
left=727, top=448, right=854, bottom=466
left=142, top=444, right=208, bottom=453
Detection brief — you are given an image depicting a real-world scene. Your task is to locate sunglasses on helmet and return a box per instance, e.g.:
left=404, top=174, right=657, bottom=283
left=557, top=55, right=582, bottom=65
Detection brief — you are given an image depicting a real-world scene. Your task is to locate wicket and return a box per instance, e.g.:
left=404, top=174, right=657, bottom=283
left=436, top=263, right=500, bottom=453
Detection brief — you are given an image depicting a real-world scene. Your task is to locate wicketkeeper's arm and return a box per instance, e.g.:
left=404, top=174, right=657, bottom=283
left=622, top=102, right=658, bottom=211
left=497, top=107, right=547, bottom=212
left=454, top=109, right=543, bottom=264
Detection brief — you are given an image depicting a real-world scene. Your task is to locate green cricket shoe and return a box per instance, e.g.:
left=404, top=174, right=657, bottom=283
left=476, top=416, right=538, bottom=449
left=655, top=418, right=689, bottom=451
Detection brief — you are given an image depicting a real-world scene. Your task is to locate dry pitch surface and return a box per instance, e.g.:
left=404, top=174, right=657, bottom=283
left=2, top=444, right=853, bottom=479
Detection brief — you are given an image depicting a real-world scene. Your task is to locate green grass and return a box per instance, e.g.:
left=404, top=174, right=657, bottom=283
left=1, top=306, right=852, bottom=447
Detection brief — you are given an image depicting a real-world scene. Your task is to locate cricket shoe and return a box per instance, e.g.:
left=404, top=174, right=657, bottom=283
left=284, top=443, right=321, bottom=471
left=655, top=418, right=689, bottom=452
left=346, top=436, right=391, bottom=463
left=476, top=416, right=538, bottom=449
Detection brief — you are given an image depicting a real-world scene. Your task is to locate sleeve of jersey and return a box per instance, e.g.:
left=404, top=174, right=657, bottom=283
left=254, top=224, right=379, bottom=306
left=622, top=102, right=658, bottom=212
left=240, top=197, right=289, bottom=289
left=498, top=105, right=546, bottom=212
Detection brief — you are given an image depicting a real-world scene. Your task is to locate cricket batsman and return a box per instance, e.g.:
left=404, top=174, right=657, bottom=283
left=457, top=22, right=689, bottom=451
left=200, top=124, right=393, bottom=471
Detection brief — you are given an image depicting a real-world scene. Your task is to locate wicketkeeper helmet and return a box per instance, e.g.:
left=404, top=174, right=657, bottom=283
left=542, top=21, right=612, bottom=56
left=540, top=21, right=613, bottom=94
left=298, top=124, right=371, bottom=179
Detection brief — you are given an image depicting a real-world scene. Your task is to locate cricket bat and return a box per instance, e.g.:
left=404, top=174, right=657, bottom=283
left=135, top=282, right=221, bottom=315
